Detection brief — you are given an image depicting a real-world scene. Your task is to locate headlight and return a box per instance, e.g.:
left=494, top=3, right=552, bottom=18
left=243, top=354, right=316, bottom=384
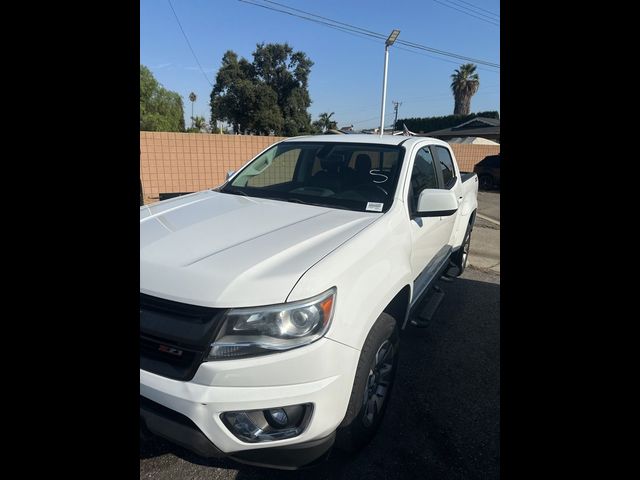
left=207, top=287, right=336, bottom=360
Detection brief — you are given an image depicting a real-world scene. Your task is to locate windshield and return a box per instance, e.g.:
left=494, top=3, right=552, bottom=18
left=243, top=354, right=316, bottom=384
left=220, top=142, right=405, bottom=213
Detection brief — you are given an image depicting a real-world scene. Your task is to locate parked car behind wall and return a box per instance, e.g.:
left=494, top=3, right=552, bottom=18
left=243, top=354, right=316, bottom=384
left=473, top=154, right=500, bottom=190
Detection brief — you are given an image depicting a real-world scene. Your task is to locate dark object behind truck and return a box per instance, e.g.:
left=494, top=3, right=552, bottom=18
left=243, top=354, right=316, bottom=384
left=473, top=154, right=500, bottom=190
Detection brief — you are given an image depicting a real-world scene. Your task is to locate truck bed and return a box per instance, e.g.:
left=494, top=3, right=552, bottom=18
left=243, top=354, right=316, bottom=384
left=461, top=172, right=477, bottom=183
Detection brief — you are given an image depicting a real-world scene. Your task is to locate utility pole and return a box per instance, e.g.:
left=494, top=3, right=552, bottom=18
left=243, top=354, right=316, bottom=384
left=392, top=100, right=402, bottom=132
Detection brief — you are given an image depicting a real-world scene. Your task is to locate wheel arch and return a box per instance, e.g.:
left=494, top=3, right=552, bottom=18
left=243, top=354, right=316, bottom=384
left=468, top=207, right=477, bottom=229
left=383, top=285, right=412, bottom=330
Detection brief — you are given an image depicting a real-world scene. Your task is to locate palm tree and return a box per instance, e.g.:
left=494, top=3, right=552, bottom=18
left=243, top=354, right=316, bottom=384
left=314, top=112, right=337, bottom=133
left=188, top=92, right=197, bottom=127
left=193, top=115, right=207, bottom=132
left=450, top=64, right=480, bottom=115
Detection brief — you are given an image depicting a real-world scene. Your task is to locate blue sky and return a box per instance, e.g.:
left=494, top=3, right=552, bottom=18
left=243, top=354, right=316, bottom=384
left=140, top=0, right=500, bottom=130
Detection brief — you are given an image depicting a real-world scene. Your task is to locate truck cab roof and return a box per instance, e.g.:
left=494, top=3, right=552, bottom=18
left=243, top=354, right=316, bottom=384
left=282, top=134, right=449, bottom=149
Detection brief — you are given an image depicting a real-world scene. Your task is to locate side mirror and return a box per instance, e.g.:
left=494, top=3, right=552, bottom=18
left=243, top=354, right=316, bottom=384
left=226, top=170, right=235, bottom=180
left=415, top=189, right=458, bottom=217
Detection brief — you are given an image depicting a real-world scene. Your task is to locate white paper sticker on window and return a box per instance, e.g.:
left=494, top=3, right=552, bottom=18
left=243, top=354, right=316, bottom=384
left=366, top=202, right=384, bottom=212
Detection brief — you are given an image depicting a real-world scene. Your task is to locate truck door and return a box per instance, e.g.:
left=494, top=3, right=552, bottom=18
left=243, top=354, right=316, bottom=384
left=432, top=145, right=462, bottom=245
left=407, top=146, right=453, bottom=279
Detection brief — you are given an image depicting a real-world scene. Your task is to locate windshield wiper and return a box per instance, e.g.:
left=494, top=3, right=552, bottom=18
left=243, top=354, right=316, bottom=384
left=287, top=198, right=313, bottom=205
left=262, top=196, right=322, bottom=207
left=286, top=197, right=354, bottom=211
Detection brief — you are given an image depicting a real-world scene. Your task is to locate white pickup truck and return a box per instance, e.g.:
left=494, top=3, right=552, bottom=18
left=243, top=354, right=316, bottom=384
left=140, top=134, right=478, bottom=469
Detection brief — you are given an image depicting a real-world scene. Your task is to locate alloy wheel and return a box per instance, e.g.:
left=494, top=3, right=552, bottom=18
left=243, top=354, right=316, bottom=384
left=362, top=339, right=395, bottom=428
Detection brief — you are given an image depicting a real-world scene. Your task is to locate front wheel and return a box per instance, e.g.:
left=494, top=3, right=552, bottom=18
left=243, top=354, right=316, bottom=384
left=335, top=313, right=399, bottom=453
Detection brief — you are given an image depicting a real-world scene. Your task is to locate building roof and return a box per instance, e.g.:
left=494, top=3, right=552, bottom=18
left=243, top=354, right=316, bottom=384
left=420, top=116, right=500, bottom=139
left=447, top=136, right=500, bottom=145
left=455, top=117, right=500, bottom=128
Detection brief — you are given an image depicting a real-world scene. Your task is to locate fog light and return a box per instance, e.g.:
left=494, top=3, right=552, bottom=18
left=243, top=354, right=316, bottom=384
left=266, top=408, right=288, bottom=427
left=221, top=403, right=313, bottom=443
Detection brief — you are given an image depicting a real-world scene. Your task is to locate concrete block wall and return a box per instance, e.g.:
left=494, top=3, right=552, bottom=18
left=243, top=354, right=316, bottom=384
left=140, top=132, right=286, bottom=203
left=140, top=132, right=499, bottom=203
left=449, top=144, right=500, bottom=172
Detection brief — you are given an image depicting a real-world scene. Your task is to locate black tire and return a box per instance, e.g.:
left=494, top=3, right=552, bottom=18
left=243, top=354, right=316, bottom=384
left=335, top=312, right=399, bottom=453
left=479, top=174, right=494, bottom=190
left=451, top=223, right=472, bottom=276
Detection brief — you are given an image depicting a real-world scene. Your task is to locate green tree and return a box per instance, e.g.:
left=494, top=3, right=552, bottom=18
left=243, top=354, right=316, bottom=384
left=210, top=43, right=314, bottom=135
left=312, top=112, right=338, bottom=133
left=140, top=65, right=185, bottom=132
left=210, top=51, right=255, bottom=134
left=186, top=115, right=209, bottom=133
left=451, top=63, right=480, bottom=116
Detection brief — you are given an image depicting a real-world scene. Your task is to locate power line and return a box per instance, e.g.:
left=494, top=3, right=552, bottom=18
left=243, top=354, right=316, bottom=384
left=394, top=45, right=499, bottom=73
left=350, top=112, right=394, bottom=126
left=395, top=39, right=498, bottom=68
left=167, top=0, right=213, bottom=86
left=431, top=0, right=499, bottom=27
left=248, top=0, right=499, bottom=67
left=449, top=0, right=499, bottom=19
left=256, top=0, right=499, bottom=66
left=238, top=0, right=499, bottom=68
left=240, top=0, right=384, bottom=41
left=440, top=0, right=499, bottom=21
left=260, top=0, right=385, bottom=39
left=237, top=0, right=398, bottom=56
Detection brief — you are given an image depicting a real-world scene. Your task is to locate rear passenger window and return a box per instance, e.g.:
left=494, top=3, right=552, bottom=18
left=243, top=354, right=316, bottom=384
left=435, top=146, right=456, bottom=189
left=410, top=147, right=439, bottom=210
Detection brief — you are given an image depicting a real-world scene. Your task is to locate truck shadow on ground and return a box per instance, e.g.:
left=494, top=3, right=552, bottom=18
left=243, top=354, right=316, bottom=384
left=140, top=273, right=500, bottom=480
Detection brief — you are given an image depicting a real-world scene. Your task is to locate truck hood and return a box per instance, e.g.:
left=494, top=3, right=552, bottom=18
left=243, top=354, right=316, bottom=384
left=140, top=190, right=379, bottom=307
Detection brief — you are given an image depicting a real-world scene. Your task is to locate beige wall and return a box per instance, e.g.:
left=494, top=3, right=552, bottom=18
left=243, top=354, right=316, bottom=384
left=140, top=132, right=499, bottom=203
left=140, top=132, right=286, bottom=203
left=449, top=143, right=501, bottom=172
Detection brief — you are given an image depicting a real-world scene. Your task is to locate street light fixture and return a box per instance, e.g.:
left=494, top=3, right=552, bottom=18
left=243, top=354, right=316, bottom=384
left=386, top=29, right=400, bottom=46
left=379, top=29, right=400, bottom=136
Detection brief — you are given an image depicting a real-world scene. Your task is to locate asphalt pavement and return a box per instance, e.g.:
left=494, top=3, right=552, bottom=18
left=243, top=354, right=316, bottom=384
left=140, top=267, right=500, bottom=480
left=468, top=192, right=500, bottom=273
left=476, top=191, right=500, bottom=223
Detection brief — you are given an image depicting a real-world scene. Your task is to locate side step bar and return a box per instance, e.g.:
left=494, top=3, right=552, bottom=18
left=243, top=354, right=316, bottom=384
left=410, top=285, right=445, bottom=328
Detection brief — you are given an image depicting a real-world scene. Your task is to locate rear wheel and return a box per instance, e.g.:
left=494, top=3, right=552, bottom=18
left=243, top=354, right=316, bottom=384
left=336, top=313, right=399, bottom=453
left=451, top=224, right=472, bottom=276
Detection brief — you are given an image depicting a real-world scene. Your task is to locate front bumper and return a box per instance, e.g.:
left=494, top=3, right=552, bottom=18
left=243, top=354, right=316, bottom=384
left=140, top=395, right=335, bottom=469
left=139, top=337, right=360, bottom=469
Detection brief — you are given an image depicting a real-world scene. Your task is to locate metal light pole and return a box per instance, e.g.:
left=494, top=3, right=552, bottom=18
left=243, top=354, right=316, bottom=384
left=379, top=29, right=400, bottom=136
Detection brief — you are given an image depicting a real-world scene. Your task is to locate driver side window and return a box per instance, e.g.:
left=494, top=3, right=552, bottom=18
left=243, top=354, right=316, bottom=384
left=410, top=147, right=439, bottom=211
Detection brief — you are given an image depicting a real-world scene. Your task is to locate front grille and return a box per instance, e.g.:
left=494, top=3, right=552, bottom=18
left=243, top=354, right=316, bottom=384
left=140, top=293, right=226, bottom=381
